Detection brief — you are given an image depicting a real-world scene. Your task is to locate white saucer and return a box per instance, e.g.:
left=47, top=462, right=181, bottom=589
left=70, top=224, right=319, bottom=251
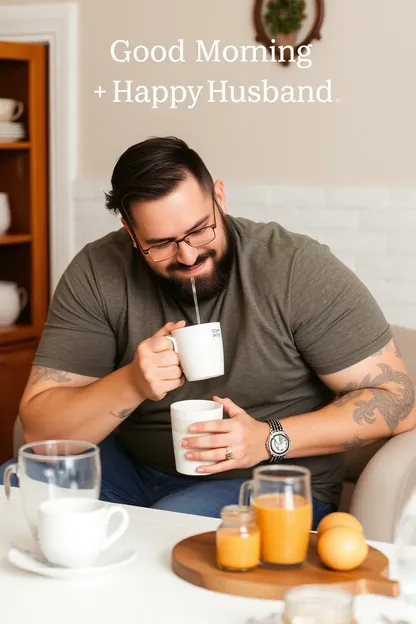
left=7, top=545, right=136, bottom=580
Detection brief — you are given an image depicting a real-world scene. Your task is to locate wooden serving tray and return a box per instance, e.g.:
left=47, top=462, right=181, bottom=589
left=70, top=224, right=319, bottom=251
left=171, top=531, right=399, bottom=600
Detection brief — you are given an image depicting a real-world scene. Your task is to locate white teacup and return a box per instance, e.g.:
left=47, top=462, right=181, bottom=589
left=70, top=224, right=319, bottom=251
left=167, top=322, right=224, bottom=382
left=0, top=193, right=11, bottom=235
left=37, top=498, right=130, bottom=568
left=0, top=281, right=28, bottom=326
left=0, top=98, right=24, bottom=122
left=171, top=400, right=223, bottom=476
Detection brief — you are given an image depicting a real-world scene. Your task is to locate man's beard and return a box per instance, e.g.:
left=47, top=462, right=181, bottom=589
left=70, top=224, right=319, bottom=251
left=146, top=217, right=235, bottom=304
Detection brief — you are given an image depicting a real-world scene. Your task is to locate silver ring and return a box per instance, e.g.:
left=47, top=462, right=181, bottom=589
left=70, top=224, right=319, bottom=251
left=225, top=448, right=233, bottom=461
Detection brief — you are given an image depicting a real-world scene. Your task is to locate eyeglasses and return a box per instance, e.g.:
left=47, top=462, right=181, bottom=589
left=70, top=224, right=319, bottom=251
left=120, top=192, right=218, bottom=263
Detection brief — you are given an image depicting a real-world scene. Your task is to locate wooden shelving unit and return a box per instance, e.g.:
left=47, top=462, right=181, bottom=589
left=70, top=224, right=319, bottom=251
left=0, top=323, right=37, bottom=344
left=0, top=141, right=31, bottom=150
left=0, top=41, right=49, bottom=463
left=0, top=234, right=32, bottom=245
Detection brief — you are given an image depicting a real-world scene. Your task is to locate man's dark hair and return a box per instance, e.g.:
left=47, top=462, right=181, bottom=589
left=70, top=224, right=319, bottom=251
left=104, top=136, right=214, bottom=217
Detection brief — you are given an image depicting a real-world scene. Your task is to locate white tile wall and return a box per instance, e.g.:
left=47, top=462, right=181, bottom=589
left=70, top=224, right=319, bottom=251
left=73, top=179, right=416, bottom=329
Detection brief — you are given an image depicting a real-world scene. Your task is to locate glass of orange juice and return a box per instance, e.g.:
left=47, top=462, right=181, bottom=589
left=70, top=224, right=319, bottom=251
left=216, top=505, right=260, bottom=572
left=239, top=465, right=312, bottom=568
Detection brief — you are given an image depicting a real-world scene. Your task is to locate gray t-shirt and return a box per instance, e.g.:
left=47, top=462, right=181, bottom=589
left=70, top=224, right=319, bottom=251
left=34, top=216, right=392, bottom=505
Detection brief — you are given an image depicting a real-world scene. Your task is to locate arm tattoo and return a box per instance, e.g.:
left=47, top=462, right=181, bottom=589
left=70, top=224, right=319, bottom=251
left=334, top=363, right=415, bottom=433
left=341, top=434, right=371, bottom=452
left=371, top=341, right=402, bottom=358
left=370, top=345, right=388, bottom=357
left=32, top=366, right=72, bottom=385
left=333, top=386, right=366, bottom=407
left=110, top=407, right=135, bottom=420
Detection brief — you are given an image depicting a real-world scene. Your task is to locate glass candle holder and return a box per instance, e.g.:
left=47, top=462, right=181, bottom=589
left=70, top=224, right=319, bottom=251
left=216, top=504, right=260, bottom=572
left=282, top=585, right=354, bottom=624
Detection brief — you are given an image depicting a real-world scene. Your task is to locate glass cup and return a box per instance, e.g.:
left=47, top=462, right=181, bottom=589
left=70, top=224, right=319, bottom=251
left=4, top=440, right=101, bottom=538
left=239, top=465, right=312, bottom=568
left=282, top=585, right=354, bottom=624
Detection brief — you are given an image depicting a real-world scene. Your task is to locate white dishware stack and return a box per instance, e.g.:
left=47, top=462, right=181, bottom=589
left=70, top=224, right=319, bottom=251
left=0, top=121, right=25, bottom=143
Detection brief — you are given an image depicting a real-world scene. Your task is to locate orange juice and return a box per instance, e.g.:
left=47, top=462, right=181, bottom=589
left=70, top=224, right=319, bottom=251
left=253, top=493, right=312, bottom=565
left=216, top=527, right=260, bottom=571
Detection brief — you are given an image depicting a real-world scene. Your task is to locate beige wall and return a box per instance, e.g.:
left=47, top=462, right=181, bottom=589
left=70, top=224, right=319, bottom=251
left=2, top=0, right=415, bottom=186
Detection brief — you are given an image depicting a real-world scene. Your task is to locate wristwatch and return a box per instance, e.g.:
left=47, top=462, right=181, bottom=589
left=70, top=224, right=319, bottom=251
left=265, top=419, right=291, bottom=463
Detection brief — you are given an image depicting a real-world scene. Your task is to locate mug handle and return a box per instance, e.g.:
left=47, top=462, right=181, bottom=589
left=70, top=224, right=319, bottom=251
left=18, top=287, right=28, bottom=312
left=101, top=506, right=130, bottom=551
left=4, top=463, right=19, bottom=499
left=11, top=101, right=24, bottom=121
left=166, top=335, right=178, bottom=353
left=239, top=480, right=254, bottom=506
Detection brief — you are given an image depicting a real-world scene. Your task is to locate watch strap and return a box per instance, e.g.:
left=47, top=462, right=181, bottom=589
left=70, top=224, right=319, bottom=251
left=267, top=418, right=283, bottom=434
left=269, top=454, right=283, bottom=464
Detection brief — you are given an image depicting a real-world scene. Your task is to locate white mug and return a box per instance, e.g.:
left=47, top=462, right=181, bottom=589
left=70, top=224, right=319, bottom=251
left=37, top=497, right=130, bottom=568
left=171, top=400, right=223, bottom=476
left=0, top=98, right=24, bottom=122
left=167, top=322, right=224, bottom=382
left=0, top=281, right=28, bottom=326
left=0, top=193, right=11, bottom=235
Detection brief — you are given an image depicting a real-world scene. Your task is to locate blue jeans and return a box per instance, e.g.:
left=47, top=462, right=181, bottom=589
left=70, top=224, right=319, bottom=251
left=0, top=434, right=335, bottom=529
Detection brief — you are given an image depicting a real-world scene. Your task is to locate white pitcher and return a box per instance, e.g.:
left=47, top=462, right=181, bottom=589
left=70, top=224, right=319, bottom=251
left=0, top=281, right=28, bottom=326
left=0, top=193, right=11, bottom=235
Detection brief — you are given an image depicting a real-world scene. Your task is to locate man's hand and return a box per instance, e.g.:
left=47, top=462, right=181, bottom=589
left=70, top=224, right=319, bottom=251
left=181, top=396, right=270, bottom=474
left=130, top=321, right=186, bottom=401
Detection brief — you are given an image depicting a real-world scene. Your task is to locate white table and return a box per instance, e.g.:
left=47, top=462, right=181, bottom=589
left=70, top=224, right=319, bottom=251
left=1, top=487, right=416, bottom=624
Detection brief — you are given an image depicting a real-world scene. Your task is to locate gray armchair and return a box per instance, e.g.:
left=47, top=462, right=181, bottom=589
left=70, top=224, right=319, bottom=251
left=340, top=428, right=416, bottom=542
left=339, top=324, right=416, bottom=542
left=13, top=325, right=416, bottom=542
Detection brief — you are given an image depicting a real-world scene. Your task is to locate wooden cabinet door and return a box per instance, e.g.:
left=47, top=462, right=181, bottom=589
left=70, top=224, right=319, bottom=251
left=0, top=342, right=36, bottom=463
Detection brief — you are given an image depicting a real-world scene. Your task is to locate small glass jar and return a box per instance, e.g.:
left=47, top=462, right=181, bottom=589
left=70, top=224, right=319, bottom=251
left=216, top=504, right=260, bottom=572
left=282, top=585, right=354, bottom=624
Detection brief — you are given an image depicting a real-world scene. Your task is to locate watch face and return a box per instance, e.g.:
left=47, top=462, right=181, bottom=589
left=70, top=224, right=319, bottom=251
left=270, top=432, right=289, bottom=455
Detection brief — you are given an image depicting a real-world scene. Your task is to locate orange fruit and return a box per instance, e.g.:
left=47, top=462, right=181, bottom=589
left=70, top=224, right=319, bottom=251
left=316, top=512, right=364, bottom=538
left=317, top=526, right=369, bottom=571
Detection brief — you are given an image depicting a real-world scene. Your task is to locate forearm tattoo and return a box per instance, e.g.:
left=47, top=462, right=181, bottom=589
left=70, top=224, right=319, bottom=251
left=31, top=366, right=135, bottom=420
left=32, top=366, right=73, bottom=385
left=340, top=434, right=372, bottom=452
left=334, top=363, right=415, bottom=434
left=110, top=407, right=135, bottom=420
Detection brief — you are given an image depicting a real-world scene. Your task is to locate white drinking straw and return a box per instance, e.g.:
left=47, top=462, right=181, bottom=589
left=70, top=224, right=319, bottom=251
left=191, top=277, right=201, bottom=324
